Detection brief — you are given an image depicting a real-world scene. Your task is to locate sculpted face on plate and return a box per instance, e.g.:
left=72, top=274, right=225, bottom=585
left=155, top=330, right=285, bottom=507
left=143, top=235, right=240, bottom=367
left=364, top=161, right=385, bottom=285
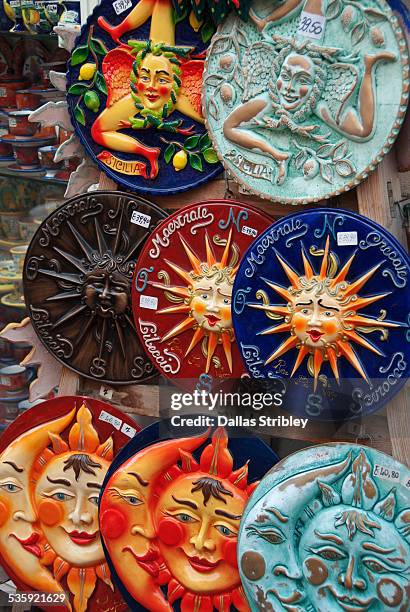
left=100, top=428, right=257, bottom=611
left=239, top=447, right=410, bottom=612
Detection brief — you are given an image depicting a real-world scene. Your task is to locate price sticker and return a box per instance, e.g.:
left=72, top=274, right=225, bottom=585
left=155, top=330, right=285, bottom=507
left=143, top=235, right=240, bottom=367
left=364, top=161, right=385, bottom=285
left=403, top=477, right=410, bottom=489
left=0, top=376, right=11, bottom=386
left=140, top=294, right=158, bottom=310
left=99, top=386, right=113, bottom=400
left=10, top=0, right=20, bottom=7
left=297, top=11, right=326, bottom=39
left=113, top=0, right=131, bottom=15
left=242, top=225, right=258, bottom=238
left=373, top=463, right=401, bottom=483
left=131, top=210, right=151, bottom=228
left=337, top=231, right=358, bottom=246
left=8, top=119, right=17, bottom=128
left=99, top=410, right=122, bottom=430
left=121, top=423, right=137, bottom=438
left=0, top=88, right=7, bottom=97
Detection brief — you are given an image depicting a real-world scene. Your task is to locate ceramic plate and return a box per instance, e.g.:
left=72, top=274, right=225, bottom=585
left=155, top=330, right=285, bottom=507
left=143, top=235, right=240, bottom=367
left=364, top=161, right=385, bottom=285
left=232, top=208, right=410, bottom=420
left=0, top=396, right=139, bottom=612
left=132, top=200, right=271, bottom=388
left=66, top=0, right=222, bottom=195
left=99, top=420, right=278, bottom=611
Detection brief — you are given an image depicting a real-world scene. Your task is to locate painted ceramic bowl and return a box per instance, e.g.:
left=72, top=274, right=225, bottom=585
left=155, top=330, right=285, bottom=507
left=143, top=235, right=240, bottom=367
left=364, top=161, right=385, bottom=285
left=8, top=110, right=40, bottom=136
left=38, top=145, right=59, bottom=169
left=0, top=363, right=30, bottom=392
left=0, top=396, right=138, bottom=612
left=12, top=143, right=41, bottom=167
left=0, top=211, right=20, bottom=239
left=0, top=79, right=29, bottom=107
left=100, top=420, right=278, bottom=611
left=238, top=443, right=410, bottom=612
left=10, top=245, right=27, bottom=272
left=15, top=89, right=42, bottom=110
left=0, top=137, right=12, bottom=157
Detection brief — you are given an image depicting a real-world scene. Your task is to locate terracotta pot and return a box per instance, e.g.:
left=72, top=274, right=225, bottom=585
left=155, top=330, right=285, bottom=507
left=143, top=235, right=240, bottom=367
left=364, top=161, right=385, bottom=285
left=0, top=364, right=30, bottom=393
left=12, top=143, right=40, bottom=167
left=38, top=144, right=58, bottom=168
left=8, top=110, right=39, bottom=137
left=15, top=89, right=42, bottom=110
left=0, top=79, right=29, bottom=107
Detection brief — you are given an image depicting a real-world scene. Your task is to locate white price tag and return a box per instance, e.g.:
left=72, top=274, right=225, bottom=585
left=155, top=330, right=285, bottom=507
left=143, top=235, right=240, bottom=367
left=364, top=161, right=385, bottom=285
left=373, top=463, right=401, bottom=483
left=121, top=423, right=137, bottom=438
left=140, top=294, right=158, bottom=310
left=298, top=11, right=325, bottom=39
left=0, top=88, right=7, bottom=97
left=0, top=376, right=10, bottom=386
left=337, top=231, right=358, bottom=246
left=403, top=477, right=410, bottom=489
left=131, top=210, right=151, bottom=228
left=10, top=1, right=20, bottom=7
left=242, top=225, right=258, bottom=238
left=99, top=386, right=113, bottom=400
left=99, top=410, right=122, bottom=430
left=8, top=119, right=17, bottom=128
left=113, top=0, right=131, bottom=15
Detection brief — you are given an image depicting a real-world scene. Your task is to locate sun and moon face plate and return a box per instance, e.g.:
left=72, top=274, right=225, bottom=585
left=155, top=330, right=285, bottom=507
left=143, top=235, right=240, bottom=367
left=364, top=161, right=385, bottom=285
left=131, top=200, right=272, bottom=389
left=238, top=443, right=410, bottom=612
left=0, top=396, right=139, bottom=612
left=23, top=191, right=167, bottom=385
left=203, top=0, right=409, bottom=203
left=99, top=419, right=278, bottom=611
left=232, top=208, right=410, bottom=420
left=66, top=0, right=222, bottom=195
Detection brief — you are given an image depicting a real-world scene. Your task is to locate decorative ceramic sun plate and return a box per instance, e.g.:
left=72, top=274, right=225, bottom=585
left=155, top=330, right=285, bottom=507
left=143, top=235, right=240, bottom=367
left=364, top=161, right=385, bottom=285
left=239, top=443, right=410, bottom=612
left=0, top=396, right=139, bottom=612
left=131, top=200, right=271, bottom=389
left=99, top=421, right=278, bottom=611
left=66, top=0, right=222, bottom=195
left=203, top=0, right=409, bottom=203
left=232, top=208, right=410, bottom=420
left=23, top=191, right=166, bottom=385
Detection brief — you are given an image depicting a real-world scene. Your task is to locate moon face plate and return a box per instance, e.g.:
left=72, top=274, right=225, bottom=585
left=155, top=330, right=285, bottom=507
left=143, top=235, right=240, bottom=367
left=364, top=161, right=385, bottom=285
left=23, top=191, right=166, bottom=384
left=0, top=396, right=138, bottom=611
left=66, top=0, right=222, bottom=195
left=99, top=420, right=278, bottom=610
left=203, top=0, right=409, bottom=203
left=131, top=200, right=272, bottom=389
left=239, top=443, right=410, bottom=612
left=232, top=208, right=410, bottom=420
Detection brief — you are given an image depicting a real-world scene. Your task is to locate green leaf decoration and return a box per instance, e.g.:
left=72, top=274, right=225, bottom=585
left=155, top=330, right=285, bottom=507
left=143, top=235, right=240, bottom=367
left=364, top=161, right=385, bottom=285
left=90, top=37, right=108, bottom=56
left=184, top=135, right=200, bottom=150
left=67, top=83, right=88, bottom=96
left=96, top=72, right=107, bottom=95
left=71, top=45, right=89, bottom=66
left=199, top=132, right=211, bottom=151
left=203, top=147, right=219, bottom=164
left=164, top=143, right=176, bottom=164
left=201, top=21, right=215, bottom=43
left=189, top=152, right=203, bottom=172
left=74, top=104, right=85, bottom=126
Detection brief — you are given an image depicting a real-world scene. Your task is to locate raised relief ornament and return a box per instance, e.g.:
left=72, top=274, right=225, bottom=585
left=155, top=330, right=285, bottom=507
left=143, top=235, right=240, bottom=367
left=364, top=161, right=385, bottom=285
left=0, top=396, right=139, bottom=612
left=232, top=209, right=410, bottom=420
left=131, top=200, right=271, bottom=388
left=66, top=0, right=222, bottom=195
left=100, top=425, right=277, bottom=611
left=239, top=443, right=410, bottom=612
left=203, top=0, right=409, bottom=203
left=23, top=191, right=166, bottom=384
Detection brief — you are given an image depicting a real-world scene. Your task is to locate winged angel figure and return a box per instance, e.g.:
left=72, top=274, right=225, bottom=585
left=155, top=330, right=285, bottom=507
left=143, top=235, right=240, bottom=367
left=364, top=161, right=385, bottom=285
left=91, top=0, right=204, bottom=178
left=223, top=35, right=395, bottom=184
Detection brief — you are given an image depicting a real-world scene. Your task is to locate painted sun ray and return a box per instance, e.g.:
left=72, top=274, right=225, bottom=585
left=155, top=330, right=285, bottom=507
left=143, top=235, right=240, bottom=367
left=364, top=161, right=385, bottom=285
left=313, top=350, right=324, bottom=391
left=205, top=232, right=217, bottom=267
left=265, top=336, right=298, bottom=366
left=343, top=330, right=384, bottom=357
left=161, top=317, right=195, bottom=343
left=94, top=217, right=109, bottom=255
left=178, top=234, right=202, bottom=274
left=336, top=340, right=369, bottom=382
left=331, top=251, right=356, bottom=286
left=164, top=259, right=193, bottom=285
left=319, top=236, right=330, bottom=279
left=350, top=292, right=391, bottom=311
left=38, top=268, right=83, bottom=285
left=206, top=332, right=218, bottom=373
left=291, top=345, right=310, bottom=376
left=46, top=291, right=81, bottom=302
left=52, top=304, right=88, bottom=330
left=115, top=319, right=127, bottom=358
left=258, top=322, right=292, bottom=335
left=274, top=250, right=300, bottom=288
left=185, top=327, right=205, bottom=356
left=220, top=229, right=232, bottom=268
left=327, top=347, right=340, bottom=383
left=221, top=333, right=233, bottom=373
left=343, top=262, right=383, bottom=297
left=151, top=282, right=190, bottom=298
left=67, top=221, right=95, bottom=263
left=249, top=303, right=289, bottom=317
left=53, top=247, right=88, bottom=273
left=344, top=314, right=399, bottom=328
left=261, top=277, right=292, bottom=302
left=301, top=246, right=314, bottom=279
left=157, top=304, right=191, bottom=315
left=72, top=314, right=95, bottom=348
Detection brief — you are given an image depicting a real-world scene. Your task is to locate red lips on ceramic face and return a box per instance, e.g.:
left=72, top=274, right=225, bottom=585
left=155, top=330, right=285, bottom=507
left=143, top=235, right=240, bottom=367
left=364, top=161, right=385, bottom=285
left=122, top=546, right=161, bottom=578
left=67, top=530, right=97, bottom=546
left=187, top=555, right=219, bottom=573
left=205, top=314, right=220, bottom=327
left=146, top=93, right=159, bottom=102
left=13, top=532, right=41, bottom=557
left=307, top=330, right=324, bottom=343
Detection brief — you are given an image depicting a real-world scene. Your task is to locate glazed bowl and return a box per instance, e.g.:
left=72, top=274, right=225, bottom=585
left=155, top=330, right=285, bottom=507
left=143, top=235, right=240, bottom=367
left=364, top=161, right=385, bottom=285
left=38, top=145, right=58, bottom=169
left=10, top=245, right=27, bottom=272
left=0, top=211, right=20, bottom=239
left=0, top=79, right=29, bottom=107
left=8, top=110, right=40, bottom=137
left=0, top=363, right=30, bottom=393
left=12, top=142, right=40, bottom=167
left=15, top=89, right=42, bottom=110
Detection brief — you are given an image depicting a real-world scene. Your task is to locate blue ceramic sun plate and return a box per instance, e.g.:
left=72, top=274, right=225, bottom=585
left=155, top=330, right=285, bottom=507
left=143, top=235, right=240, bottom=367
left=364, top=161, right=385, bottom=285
left=232, top=208, right=410, bottom=421
left=66, top=0, right=222, bottom=195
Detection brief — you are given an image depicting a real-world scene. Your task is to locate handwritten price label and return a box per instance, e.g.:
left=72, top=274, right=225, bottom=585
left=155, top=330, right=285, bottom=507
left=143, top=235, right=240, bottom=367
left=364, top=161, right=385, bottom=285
left=242, top=225, right=258, bottom=238
left=337, top=231, right=358, bottom=246
left=99, top=385, right=113, bottom=400
left=131, top=211, right=151, bottom=228
left=140, top=294, right=158, bottom=310
left=373, top=463, right=401, bottom=483
left=298, top=11, right=325, bottom=39
left=121, top=422, right=137, bottom=438
left=113, top=0, right=131, bottom=14
left=99, top=410, right=122, bottom=430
